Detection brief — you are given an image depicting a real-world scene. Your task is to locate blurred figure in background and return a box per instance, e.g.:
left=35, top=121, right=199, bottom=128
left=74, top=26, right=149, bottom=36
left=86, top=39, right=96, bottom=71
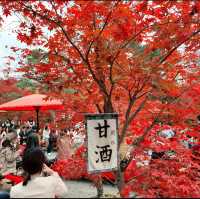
left=19, top=127, right=27, bottom=145
left=23, top=133, right=40, bottom=156
left=42, top=125, right=50, bottom=149
left=47, top=129, right=57, bottom=154
left=27, top=119, right=35, bottom=130
left=57, top=130, right=72, bottom=160
left=0, top=139, right=19, bottom=175
left=0, top=127, right=7, bottom=142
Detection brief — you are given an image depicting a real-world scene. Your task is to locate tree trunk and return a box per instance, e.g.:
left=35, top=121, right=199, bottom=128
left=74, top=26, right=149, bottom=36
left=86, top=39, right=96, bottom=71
left=103, top=97, right=114, bottom=113
left=95, top=97, right=113, bottom=197
left=103, top=97, right=125, bottom=196
left=116, top=132, right=125, bottom=197
left=116, top=168, right=124, bottom=196
left=96, top=176, right=104, bottom=198
left=95, top=96, right=124, bottom=197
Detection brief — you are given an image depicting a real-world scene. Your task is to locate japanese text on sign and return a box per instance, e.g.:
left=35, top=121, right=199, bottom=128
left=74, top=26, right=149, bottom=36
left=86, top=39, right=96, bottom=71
left=86, top=114, right=118, bottom=173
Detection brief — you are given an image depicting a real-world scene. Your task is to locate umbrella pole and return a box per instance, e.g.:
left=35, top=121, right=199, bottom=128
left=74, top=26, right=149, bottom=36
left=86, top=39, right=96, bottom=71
left=36, top=108, right=39, bottom=132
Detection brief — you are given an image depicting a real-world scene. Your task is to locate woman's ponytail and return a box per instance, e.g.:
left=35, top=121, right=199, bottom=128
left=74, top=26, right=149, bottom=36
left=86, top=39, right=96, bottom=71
left=23, top=173, right=31, bottom=186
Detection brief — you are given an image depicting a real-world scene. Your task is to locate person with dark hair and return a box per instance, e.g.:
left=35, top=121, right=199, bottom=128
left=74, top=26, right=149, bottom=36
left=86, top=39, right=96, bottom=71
left=5, top=129, right=17, bottom=143
left=16, top=132, right=41, bottom=168
left=19, top=126, right=27, bottom=145
left=47, top=129, right=57, bottom=154
left=10, top=148, right=67, bottom=198
left=5, top=120, right=11, bottom=128
left=42, top=125, right=50, bottom=149
left=26, top=126, right=34, bottom=138
left=24, top=133, right=40, bottom=155
left=0, top=127, right=7, bottom=146
left=27, top=119, right=35, bottom=129
left=151, top=151, right=165, bottom=159
left=0, top=139, right=19, bottom=175
left=197, top=115, right=200, bottom=123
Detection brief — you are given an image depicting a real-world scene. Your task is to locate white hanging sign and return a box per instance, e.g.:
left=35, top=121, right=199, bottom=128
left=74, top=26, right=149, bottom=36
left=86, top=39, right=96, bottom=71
left=85, top=113, right=118, bottom=174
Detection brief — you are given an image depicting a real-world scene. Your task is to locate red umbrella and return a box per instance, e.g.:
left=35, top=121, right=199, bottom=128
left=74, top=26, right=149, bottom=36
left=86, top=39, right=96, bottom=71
left=0, top=94, right=64, bottom=131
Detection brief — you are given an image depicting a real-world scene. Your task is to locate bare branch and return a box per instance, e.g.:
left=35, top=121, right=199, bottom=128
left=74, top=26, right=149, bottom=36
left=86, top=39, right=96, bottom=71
left=119, top=96, right=148, bottom=145
left=128, top=96, right=148, bottom=125
left=96, top=104, right=102, bottom=113
left=50, top=0, right=61, bottom=20
left=132, top=117, right=158, bottom=147
left=136, top=90, right=151, bottom=100
left=159, top=29, right=200, bottom=64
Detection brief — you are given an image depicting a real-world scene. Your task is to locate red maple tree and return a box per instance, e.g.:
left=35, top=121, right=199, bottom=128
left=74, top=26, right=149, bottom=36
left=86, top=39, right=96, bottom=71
left=0, top=77, right=32, bottom=121
left=0, top=0, right=200, bottom=197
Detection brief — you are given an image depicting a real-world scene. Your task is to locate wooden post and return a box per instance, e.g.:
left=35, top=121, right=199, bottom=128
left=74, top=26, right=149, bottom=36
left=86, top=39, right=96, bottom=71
left=36, top=108, right=39, bottom=132
left=96, top=175, right=103, bottom=198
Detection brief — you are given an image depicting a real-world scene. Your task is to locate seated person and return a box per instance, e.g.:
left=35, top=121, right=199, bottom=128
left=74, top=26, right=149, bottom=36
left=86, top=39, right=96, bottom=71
left=0, top=139, right=19, bottom=175
left=10, top=148, right=68, bottom=198
left=5, top=129, right=18, bottom=143
left=23, top=133, right=40, bottom=155
left=19, top=126, right=28, bottom=145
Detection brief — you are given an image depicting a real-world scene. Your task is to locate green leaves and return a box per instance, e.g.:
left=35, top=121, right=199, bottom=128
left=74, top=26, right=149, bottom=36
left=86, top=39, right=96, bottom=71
left=129, top=41, right=145, bottom=53
left=63, top=88, right=77, bottom=94
left=27, top=55, right=38, bottom=64
left=17, top=78, right=36, bottom=91
left=150, top=49, right=161, bottom=58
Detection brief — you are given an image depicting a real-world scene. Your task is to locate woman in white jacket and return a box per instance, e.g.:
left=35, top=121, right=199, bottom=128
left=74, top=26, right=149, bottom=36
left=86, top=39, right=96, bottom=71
left=10, top=148, right=68, bottom=198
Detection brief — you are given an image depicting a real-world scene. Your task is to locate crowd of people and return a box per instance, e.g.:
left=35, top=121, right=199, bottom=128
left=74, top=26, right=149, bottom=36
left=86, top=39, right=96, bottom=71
left=0, top=118, right=85, bottom=198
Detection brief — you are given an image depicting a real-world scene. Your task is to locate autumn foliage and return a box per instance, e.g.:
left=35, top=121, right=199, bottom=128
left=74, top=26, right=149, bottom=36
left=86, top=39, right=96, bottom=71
left=0, top=78, right=32, bottom=121
left=51, top=145, right=101, bottom=186
left=122, top=123, right=200, bottom=198
left=0, top=0, right=200, bottom=197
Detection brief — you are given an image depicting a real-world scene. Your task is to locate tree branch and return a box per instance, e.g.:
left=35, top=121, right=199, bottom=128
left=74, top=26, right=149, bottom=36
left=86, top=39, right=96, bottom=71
left=85, top=0, right=120, bottom=60
left=136, top=90, right=151, bottom=100
left=109, top=26, right=147, bottom=68
left=22, top=4, right=86, bottom=63
left=22, top=3, right=110, bottom=97
left=159, top=29, right=200, bottom=64
left=50, top=0, right=61, bottom=20
left=96, top=104, right=102, bottom=113
left=128, top=96, right=148, bottom=125
left=119, top=96, right=148, bottom=145
left=131, top=80, right=196, bottom=149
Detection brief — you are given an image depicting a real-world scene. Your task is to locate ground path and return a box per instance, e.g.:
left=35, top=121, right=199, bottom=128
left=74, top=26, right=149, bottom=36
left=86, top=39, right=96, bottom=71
left=64, top=180, right=118, bottom=198
left=45, top=152, right=119, bottom=198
